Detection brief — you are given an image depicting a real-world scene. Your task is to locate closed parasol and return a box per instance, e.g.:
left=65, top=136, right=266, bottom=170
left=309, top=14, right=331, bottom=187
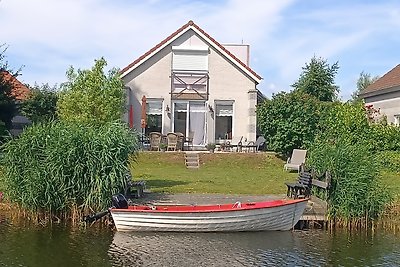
left=141, top=95, right=147, bottom=129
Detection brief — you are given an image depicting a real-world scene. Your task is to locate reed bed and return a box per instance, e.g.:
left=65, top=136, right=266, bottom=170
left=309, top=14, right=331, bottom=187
left=0, top=121, right=139, bottom=221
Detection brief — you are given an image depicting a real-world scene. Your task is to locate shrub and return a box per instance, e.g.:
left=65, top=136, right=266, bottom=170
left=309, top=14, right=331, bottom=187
left=0, top=121, right=139, bottom=214
left=376, top=151, right=400, bottom=173
left=20, top=83, right=59, bottom=123
left=257, top=91, right=323, bottom=156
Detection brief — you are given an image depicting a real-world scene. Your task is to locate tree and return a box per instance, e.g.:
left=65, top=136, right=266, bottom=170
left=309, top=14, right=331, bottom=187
left=57, top=57, right=125, bottom=125
left=0, top=45, right=17, bottom=133
left=257, top=90, right=324, bottom=155
left=350, top=71, right=380, bottom=102
left=292, top=56, right=339, bottom=102
left=20, top=83, right=59, bottom=123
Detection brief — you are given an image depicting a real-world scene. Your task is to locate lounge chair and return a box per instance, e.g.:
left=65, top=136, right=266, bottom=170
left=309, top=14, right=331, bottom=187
left=284, top=149, right=307, bottom=172
left=245, top=136, right=266, bottom=152
left=149, top=132, right=162, bottom=151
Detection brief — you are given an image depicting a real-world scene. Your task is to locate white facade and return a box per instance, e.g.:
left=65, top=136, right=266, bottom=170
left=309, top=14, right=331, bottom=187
left=360, top=64, right=400, bottom=125
left=363, top=88, right=400, bottom=125
left=121, top=21, right=262, bottom=147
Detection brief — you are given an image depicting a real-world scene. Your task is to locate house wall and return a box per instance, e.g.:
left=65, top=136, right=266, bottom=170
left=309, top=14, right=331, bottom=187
left=122, top=29, right=258, bottom=143
left=364, top=87, right=400, bottom=124
left=207, top=43, right=257, bottom=143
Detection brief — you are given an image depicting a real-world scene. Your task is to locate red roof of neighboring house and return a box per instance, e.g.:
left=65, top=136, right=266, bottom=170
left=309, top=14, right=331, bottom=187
left=361, top=64, right=400, bottom=95
left=120, top=20, right=262, bottom=82
left=1, top=70, right=30, bottom=100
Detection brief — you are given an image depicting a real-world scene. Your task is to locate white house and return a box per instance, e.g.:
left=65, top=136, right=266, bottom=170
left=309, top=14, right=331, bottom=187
left=359, top=64, right=400, bottom=125
left=120, top=20, right=264, bottom=148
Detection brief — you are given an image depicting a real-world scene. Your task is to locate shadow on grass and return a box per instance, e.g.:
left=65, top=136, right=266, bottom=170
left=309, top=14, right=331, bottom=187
left=146, top=179, right=189, bottom=188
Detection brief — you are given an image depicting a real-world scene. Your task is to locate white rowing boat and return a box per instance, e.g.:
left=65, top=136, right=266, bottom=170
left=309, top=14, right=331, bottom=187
left=109, top=195, right=308, bottom=232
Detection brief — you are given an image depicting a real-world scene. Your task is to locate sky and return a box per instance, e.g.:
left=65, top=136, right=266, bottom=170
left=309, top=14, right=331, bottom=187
left=1, top=0, right=399, bottom=100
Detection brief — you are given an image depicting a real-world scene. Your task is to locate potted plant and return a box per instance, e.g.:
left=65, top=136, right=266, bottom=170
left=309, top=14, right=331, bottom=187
left=206, top=143, right=216, bottom=153
left=159, top=143, right=168, bottom=152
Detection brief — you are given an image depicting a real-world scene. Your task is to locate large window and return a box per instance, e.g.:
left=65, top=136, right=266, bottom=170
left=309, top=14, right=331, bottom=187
left=215, top=101, right=233, bottom=141
left=173, top=101, right=206, bottom=146
left=145, top=100, right=162, bottom=135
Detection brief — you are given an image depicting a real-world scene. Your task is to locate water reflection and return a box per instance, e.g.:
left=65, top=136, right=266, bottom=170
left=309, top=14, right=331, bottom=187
left=1, top=215, right=400, bottom=267
left=109, top=231, right=313, bottom=266
left=108, top=230, right=400, bottom=267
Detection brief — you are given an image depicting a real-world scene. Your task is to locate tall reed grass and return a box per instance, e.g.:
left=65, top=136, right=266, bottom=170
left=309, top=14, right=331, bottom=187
left=0, top=121, right=139, bottom=220
left=308, top=137, right=392, bottom=225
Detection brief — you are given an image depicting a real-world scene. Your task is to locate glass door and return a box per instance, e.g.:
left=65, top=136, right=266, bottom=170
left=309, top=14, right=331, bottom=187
left=173, top=101, right=206, bottom=146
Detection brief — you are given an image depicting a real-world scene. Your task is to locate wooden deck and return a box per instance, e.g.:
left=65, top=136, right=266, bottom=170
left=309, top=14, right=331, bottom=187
left=301, top=195, right=327, bottom=221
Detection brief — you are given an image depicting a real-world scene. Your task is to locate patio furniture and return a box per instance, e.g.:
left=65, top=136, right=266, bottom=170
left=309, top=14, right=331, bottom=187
left=285, top=166, right=312, bottom=199
left=149, top=132, right=162, bottom=151
left=176, top=132, right=185, bottom=151
left=124, top=173, right=147, bottom=198
left=185, top=131, right=194, bottom=151
left=245, top=136, right=266, bottom=152
left=166, top=132, right=179, bottom=151
left=227, top=136, right=243, bottom=152
left=284, top=149, right=307, bottom=172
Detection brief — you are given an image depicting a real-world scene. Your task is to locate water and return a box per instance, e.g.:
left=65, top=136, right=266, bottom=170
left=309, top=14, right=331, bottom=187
left=1, top=218, right=400, bottom=267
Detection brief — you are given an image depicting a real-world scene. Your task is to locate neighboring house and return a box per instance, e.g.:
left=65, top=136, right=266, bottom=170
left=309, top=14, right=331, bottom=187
left=359, top=64, right=400, bottom=125
left=120, top=20, right=264, bottom=148
left=0, top=70, right=31, bottom=136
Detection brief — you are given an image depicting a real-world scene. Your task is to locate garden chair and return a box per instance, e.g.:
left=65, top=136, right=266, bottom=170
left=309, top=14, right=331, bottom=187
left=175, top=132, right=185, bottom=151
left=185, top=131, right=194, bottom=151
left=227, top=136, right=243, bottom=152
left=149, top=132, right=162, bottom=151
left=166, top=132, right=179, bottom=151
left=245, top=136, right=266, bottom=152
left=284, top=149, right=307, bottom=172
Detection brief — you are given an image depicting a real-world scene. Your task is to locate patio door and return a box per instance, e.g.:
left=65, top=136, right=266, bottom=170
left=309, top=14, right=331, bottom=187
left=173, top=101, right=206, bottom=146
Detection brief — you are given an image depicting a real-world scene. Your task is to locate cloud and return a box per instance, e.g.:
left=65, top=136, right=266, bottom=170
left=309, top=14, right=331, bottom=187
left=1, top=0, right=399, bottom=100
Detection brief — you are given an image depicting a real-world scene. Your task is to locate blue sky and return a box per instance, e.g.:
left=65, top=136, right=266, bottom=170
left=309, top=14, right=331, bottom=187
left=1, top=0, right=399, bottom=100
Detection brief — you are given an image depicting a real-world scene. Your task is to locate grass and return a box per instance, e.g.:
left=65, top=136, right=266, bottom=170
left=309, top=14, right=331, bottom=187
left=131, top=151, right=400, bottom=199
left=381, top=170, right=400, bottom=200
left=130, top=152, right=298, bottom=195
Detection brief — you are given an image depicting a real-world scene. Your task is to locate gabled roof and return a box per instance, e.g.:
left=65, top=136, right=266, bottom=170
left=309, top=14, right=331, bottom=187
left=120, top=20, right=262, bottom=83
left=360, top=64, right=400, bottom=97
left=0, top=70, right=30, bottom=100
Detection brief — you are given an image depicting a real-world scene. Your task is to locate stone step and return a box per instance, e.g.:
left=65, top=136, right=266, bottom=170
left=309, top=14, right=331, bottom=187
left=184, top=152, right=199, bottom=169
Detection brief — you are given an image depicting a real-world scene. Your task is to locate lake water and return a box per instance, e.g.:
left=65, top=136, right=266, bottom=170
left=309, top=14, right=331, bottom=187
left=1, top=218, right=400, bottom=267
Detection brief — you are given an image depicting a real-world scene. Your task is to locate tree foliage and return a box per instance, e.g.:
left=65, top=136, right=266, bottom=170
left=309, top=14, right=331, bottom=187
left=20, top=83, right=59, bottom=123
left=350, top=71, right=380, bottom=102
left=257, top=91, right=324, bottom=155
left=0, top=45, right=17, bottom=133
left=57, top=58, right=125, bottom=125
left=292, top=56, right=339, bottom=102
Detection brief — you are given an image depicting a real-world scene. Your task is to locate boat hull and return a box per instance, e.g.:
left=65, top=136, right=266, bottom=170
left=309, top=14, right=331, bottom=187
left=110, top=198, right=308, bottom=232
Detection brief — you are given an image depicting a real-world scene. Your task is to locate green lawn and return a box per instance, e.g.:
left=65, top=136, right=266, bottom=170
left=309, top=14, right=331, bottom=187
left=130, top=152, right=299, bottom=195
left=130, top=152, right=400, bottom=199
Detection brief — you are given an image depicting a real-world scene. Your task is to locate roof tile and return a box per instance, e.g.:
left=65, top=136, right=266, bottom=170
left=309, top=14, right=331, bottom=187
left=1, top=70, right=30, bottom=100
left=362, top=64, right=400, bottom=94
